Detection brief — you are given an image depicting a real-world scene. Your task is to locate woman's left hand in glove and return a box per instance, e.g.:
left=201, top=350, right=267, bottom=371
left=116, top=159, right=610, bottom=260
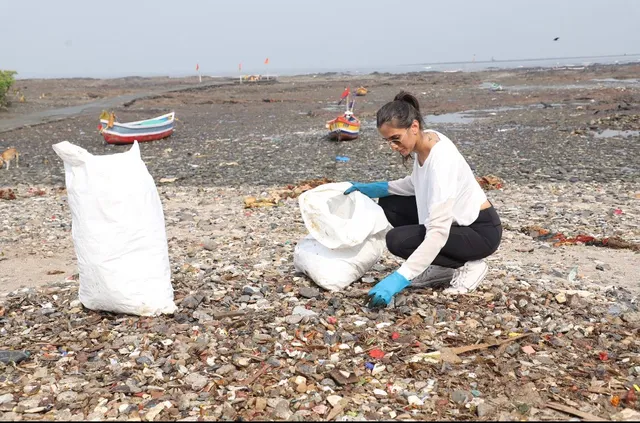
left=367, top=271, right=410, bottom=308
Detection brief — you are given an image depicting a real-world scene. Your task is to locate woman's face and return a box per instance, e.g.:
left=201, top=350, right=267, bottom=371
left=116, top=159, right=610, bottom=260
left=379, top=120, right=420, bottom=157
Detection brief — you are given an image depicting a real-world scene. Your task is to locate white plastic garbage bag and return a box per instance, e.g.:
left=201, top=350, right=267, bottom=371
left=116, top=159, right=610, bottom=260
left=52, top=141, right=176, bottom=316
left=294, top=233, right=386, bottom=292
left=298, top=182, right=389, bottom=249
left=294, top=182, right=390, bottom=291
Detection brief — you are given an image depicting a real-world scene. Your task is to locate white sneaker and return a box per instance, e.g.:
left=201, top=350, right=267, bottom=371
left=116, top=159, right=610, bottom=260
left=443, top=260, right=488, bottom=294
left=410, top=265, right=455, bottom=288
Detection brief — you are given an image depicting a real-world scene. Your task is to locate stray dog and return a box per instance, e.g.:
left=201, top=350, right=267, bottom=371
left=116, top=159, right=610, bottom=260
left=1, top=147, right=19, bottom=170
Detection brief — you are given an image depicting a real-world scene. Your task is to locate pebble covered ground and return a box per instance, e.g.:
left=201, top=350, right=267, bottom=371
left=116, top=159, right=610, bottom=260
left=0, top=64, right=639, bottom=421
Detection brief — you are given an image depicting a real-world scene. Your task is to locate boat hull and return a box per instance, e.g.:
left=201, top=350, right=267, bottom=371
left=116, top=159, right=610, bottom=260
left=326, top=116, right=360, bottom=141
left=328, top=130, right=359, bottom=141
left=101, top=128, right=174, bottom=144
left=99, top=112, right=175, bottom=145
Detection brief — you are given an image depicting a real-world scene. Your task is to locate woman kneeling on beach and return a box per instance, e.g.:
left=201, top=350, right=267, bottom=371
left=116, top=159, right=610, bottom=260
left=344, top=91, right=502, bottom=308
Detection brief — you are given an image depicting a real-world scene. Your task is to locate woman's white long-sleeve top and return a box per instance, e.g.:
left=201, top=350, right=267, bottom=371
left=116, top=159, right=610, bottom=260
left=387, top=130, right=488, bottom=280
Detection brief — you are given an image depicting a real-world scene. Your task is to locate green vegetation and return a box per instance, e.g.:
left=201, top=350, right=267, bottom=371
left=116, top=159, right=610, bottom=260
left=0, top=70, right=17, bottom=107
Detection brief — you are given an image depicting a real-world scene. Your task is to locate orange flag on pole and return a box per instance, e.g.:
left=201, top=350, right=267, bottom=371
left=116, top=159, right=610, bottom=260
left=239, top=63, right=242, bottom=71
left=196, top=63, right=200, bottom=71
left=264, top=57, right=269, bottom=65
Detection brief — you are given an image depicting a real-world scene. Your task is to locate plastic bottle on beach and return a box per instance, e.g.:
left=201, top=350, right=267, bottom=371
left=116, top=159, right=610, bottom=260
left=0, top=350, right=30, bottom=364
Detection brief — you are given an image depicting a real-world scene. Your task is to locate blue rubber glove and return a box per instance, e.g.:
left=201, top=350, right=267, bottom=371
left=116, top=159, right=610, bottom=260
left=368, top=271, right=411, bottom=308
left=343, top=181, right=389, bottom=199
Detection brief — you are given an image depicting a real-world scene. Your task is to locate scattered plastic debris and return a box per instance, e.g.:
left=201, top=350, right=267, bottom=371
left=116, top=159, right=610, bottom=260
left=0, top=350, right=30, bottom=364
left=476, top=175, right=503, bottom=190
left=521, top=226, right=640, bottom=251
left=244, top=177, right=333, bottom=208
left=0, top=188, right=17, bottom=200
left=369, top=349, right=385, bottom=359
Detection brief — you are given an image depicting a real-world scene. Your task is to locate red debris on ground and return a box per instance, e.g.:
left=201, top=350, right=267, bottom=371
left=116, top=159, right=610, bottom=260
left=476, top=174, right=503, bottom=190
left=521, top=226, right=640, bottom=252
left=368, top=349, right=385, bottom=359
left=0, top=188, right=17, bottom=200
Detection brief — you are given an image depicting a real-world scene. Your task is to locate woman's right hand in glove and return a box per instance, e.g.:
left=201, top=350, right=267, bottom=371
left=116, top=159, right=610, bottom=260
left=343, top=181, right=389, bottom=199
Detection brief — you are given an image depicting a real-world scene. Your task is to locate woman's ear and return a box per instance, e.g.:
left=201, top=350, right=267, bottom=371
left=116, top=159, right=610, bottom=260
left=412, top=119, right=420, bottom=134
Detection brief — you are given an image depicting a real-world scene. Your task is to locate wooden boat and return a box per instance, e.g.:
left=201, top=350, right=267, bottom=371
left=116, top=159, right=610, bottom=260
left=355, top=86, right=368, bottom=96
left=326, top=111, right=361, bottom=141
left=326, top=89, right=361, bottom=141
left=98, top=111, right=175, bottom=144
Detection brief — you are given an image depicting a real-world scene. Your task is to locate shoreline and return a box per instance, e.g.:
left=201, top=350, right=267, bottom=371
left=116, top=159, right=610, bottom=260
left=10, top=55, right=640, bottom=81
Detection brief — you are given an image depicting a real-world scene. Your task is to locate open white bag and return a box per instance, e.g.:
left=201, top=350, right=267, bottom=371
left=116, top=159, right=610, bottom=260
left=294, top=182, right=390, bottom=291
left=298, top=182, right=389, bottom=249
left=52, top=141, right=176, bottom=316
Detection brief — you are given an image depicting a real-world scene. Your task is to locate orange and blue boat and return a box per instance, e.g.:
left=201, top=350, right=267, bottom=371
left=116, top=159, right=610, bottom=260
left=326, top=111, right=361, bottom=141
left=326, top=88, right=361, bottom=141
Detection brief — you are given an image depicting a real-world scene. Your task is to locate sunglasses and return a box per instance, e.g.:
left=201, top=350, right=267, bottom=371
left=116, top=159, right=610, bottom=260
left=382, top=128, right=410, bottom=146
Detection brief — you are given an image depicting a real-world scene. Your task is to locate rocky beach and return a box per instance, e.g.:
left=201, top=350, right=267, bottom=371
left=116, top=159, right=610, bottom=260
left=0, top=64, right=639, bottom=421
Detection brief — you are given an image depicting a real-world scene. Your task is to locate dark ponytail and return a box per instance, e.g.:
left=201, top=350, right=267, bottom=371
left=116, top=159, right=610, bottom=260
left=376, top=91, right=425, bottom=130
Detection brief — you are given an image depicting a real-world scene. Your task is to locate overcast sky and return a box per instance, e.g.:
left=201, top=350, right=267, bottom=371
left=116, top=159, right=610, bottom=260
left=1, top=0, right=639, bottom=78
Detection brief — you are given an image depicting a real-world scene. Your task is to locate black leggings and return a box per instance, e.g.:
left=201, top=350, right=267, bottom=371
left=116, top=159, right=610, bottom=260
left=379, top=195, right=502, bottom=269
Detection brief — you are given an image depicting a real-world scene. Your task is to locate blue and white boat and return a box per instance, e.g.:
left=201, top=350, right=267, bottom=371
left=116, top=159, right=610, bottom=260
left=99, top=112, right=175, bottom=145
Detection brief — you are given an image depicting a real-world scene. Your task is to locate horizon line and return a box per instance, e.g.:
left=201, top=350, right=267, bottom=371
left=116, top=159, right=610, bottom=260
left=405, top=52, right=640, bottom=67
left=11, top=53, right=640, bottom=80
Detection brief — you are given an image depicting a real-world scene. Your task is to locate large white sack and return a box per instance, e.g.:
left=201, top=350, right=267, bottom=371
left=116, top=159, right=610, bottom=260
left=293, top=233, right=386, bottom=292
left=294, top=182, right=391, bottom=290
left=298, top=182, right=390, bottom=249
left=52, top=141, right=176, bottom=316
